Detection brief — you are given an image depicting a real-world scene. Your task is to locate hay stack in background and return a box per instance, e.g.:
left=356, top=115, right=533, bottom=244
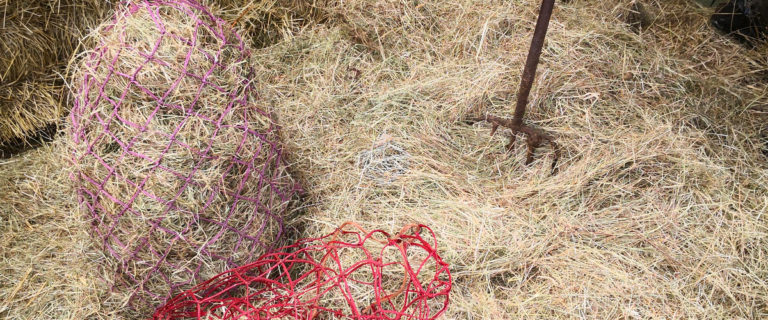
left=70, top=0, right=297, bottom=315
left=0, top=0, right=112, bottom=151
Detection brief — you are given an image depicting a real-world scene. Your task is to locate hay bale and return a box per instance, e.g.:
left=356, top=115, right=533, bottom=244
left=0, top=0, right=112, bottom=147
left=1, top=0, right=59, bottom=84
left=0, top=75, right=62, bottom=153
left=0, top=0, right=111, bottom=83
left=69, top=0, right=298, bottom=314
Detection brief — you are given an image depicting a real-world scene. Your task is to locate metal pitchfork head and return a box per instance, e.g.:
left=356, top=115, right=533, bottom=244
left=471, top=0, right=560, bottom=173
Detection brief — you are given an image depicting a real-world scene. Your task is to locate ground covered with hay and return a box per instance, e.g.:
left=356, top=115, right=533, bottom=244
left=1, top=0, right=768, bottom=319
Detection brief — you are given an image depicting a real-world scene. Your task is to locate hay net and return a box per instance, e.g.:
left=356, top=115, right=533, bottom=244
left=152, top=223, right=452, bottom=319
left=70, top=0, right=297, bottom=310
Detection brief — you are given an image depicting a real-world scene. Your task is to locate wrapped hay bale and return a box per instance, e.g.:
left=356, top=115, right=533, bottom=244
left=69, top=0, right=298, bottom=313
left=0, top=0, right=112, bottom=149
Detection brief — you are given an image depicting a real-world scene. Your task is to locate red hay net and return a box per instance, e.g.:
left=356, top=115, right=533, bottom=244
left=152, top=223, right=452, bottom=319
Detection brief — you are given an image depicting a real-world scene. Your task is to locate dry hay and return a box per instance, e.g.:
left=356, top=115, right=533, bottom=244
left=69, top=0, right=296, bottom=315
left=0, top=79, right=62, bottom=156
left=0, top=0, right=112, bottom=148
left=1, top=0, right=63, bottom=84
left=210, top=0, right=330, bottom=48
left=2, top=0, right=768, bottom=319
left=0, top=139, right=109, bottom=318
left=0, top=76, right=61, bottom=158
left=247, top=0, right=768, bottom=318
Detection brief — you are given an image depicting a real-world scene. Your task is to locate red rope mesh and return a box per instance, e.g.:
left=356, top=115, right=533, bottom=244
left=69, top=0, right=298, bottom=310
left=152, top=223, right=452, bottom=319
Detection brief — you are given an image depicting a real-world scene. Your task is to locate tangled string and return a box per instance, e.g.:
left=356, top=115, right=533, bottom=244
left=70, top=0, right=297, bottom=309
left=153, top=223, right=452, bottom=319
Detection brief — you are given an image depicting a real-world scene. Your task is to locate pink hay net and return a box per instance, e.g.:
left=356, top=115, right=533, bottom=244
left=70, top=0, right=298, bottom=309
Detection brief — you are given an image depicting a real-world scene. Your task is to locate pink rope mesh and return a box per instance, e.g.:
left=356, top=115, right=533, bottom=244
left=152, top=223, right=452, bottom=319
left=70, top=0, right=298, bottom=310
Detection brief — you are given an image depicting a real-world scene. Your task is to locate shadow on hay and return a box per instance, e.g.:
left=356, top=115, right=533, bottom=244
left=220, top=0, right=332, bottom=48
left=0, top=123, right=59, bottom=159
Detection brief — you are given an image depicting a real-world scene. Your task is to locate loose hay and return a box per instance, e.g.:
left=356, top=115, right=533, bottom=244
left=250, top=0, right=768, bottom=318
left=153, top=223, right=451, bottom=319
left=69, top=0, right=297, bottom=314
